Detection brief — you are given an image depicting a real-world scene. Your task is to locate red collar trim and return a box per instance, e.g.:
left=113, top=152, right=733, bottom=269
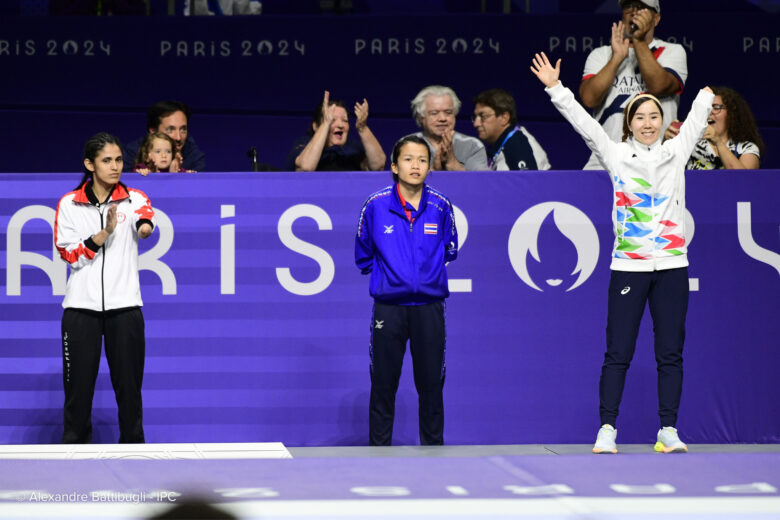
left=73, top=182, right=130, bottom=204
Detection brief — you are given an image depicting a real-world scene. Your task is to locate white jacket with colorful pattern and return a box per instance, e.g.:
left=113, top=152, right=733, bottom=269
left=546, top=82, right=713, bottom=272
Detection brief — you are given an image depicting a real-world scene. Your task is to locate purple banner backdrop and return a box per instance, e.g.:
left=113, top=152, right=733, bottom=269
left=0, top=13, right=779, bottom=172
left=1, top=171, right=778, bottom=446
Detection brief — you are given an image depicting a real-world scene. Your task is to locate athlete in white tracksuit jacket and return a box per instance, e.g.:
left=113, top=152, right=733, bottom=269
left=54, top=133, right=156, bottom=444
left=531, top=52, right=714, bottom=454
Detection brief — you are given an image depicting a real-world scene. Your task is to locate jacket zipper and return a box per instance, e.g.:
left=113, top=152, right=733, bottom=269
left=409, top=218, right=417, bottom=294
left=98, top=204, right=106, bottom=312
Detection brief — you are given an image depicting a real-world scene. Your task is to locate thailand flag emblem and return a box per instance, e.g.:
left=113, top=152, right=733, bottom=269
left=424, top=223, right=438, bottom=235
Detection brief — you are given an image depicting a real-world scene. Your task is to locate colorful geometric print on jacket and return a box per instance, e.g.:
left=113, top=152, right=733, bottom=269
left=613, top=176, right=684, bottom=260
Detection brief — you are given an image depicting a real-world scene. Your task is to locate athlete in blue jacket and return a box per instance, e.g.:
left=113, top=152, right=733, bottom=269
left=355, top=135, right=458, bottom=445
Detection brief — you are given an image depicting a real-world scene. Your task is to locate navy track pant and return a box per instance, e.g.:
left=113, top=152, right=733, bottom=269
left=61, top=307, right=146, bottom=444
left=369, top=301, right=446, bottom=446
left=599, top=267, right=689, bottom=429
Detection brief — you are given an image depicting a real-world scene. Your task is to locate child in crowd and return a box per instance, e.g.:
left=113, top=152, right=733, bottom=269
left=133, top=132, right=189, bottom=175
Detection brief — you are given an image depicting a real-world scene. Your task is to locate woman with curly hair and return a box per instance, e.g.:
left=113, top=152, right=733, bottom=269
left=666, top=86, right=764, bottom=170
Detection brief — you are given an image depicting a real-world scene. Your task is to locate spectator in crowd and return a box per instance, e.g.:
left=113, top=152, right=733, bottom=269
left=409, top=85, right=488, bottom=171
left=133, top=132, right=192, bottom=175
left=472, top=88, right=551, bottom=170
left=665, top=86, right=764, bottom=170
left=124, top=101, right=206, bottom=172
left=579, top=0, right=687, bottom=170
left=286, top=91, right=386, bottom=171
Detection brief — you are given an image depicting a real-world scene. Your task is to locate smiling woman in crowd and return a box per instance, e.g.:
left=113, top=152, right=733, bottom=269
left=286, top=90, right=386, bottom=172
left=665, top=86, right=765, bottom=170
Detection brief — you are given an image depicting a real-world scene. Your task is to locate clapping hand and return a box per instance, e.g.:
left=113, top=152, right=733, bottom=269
left=321, top=90, right=338, bottom=126
left=611, top=21, right=630, bottom=62
left=354, top=98, right=369, bottom=130
left=530, top=52, right=561, bottom=88
left=105, top=204, right=117, bottom=235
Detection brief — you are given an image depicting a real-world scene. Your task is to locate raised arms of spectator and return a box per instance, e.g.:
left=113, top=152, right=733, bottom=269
left=354, top=99, right=387, bottom=171
left=295, top=91, right=336, bottom=172
left=579, top=21, right=629, bottom=108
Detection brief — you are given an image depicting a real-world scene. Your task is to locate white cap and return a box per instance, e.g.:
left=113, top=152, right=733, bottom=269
left=618, top=0, right=660, bottom=13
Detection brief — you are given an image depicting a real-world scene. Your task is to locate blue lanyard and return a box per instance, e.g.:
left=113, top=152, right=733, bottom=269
left=488, top=127, right=519, bottom=169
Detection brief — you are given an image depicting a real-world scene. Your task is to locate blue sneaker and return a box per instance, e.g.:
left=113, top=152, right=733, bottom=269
left=654, top=426, right=688, bottom=453
left=592, top=424, right=618, bottom=454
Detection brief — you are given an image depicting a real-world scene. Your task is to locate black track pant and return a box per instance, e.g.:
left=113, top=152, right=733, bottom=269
left=369, top=301, right=446, bottom=446
left=61, top=307, right=146, bottom=444
left=599, top=268, right=689, bottom=429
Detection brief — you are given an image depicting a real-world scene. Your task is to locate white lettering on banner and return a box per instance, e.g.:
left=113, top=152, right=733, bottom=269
left=0, top=39, right=110, bottom=56
left=684, top=209, right=699, bottom=292
left=737, top=202, right=780, bottom=276
left=715, top=482, right=778, bottom=494
left=448, top=204, right=471, bottom=293
left=0, top=482, right=778, bottom=500
left=743, top=36, right=780, bottom=53
left=138, top=208, right=177, bottom=294
left=350, top=487, right=411, bottom=497
left=276, top=204, right=335, bottom=296
left=214, top=488, right=279, bottom=498
left=159, top=40, right=305, bottom=57
left=504, top=484, right=574, bottom=495
left=549, top=36, right=692, bottom=53
left=221, top=205, right=236, bottom=295
left=611, top=484, right=676, bottom=495
left=6, top=205, right=67, bottom=296
left=508, top=202, right=599, bottom=292
left=354, top=37, right=499, bottom=56
left=0, top=40, right=36, bottom=56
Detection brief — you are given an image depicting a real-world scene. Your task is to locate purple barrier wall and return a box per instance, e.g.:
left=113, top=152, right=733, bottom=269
left=1, top=171, right=778, bottom=445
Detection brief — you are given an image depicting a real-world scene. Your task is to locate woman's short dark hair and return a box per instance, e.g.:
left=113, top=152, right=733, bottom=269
left=309, top=98, right=347, bottom=135
left=77, top=132, right=122, bottom=189
left=391, top=135, right=431, bottom=182
left=621, top=93, right=664, bottom=142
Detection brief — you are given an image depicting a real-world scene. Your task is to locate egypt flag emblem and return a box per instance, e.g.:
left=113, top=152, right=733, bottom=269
left=424, top=223, right=438, bottom=235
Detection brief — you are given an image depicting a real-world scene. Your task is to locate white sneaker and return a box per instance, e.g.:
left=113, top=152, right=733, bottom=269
left=654, top=426, right=688, bottom=453
left=592, top=424, right=618, bottom=454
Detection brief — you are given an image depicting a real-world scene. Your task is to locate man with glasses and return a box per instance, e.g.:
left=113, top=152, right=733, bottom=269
left=408, top=85, right=488, bottom=171
left=579, top=0, right=687, bottom=170
left=472, top=88, right=551, bottom=171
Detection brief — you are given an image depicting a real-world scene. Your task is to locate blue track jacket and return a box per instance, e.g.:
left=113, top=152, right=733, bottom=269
left=355, top=183, right=458, bottom=305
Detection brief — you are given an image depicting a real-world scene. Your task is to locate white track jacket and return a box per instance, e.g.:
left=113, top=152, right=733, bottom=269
left=546, top=82, right=713, bottom=272
left=55, top=182, right=156, bottom=311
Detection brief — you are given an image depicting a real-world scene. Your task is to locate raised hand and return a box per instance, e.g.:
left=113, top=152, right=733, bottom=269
left=105, top=204, right=117, bottom=234
left=611, top=21, right=630, bottom=62
left=321, top=90, right=335, bottom=126
left=354, top=98, right=369, bottom=130
left=530, top=52, right=561, bottom=88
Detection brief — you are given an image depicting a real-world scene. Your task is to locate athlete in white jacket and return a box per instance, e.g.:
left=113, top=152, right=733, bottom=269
left=54, top=132, right=156, bottom=444
left=532, top=52, right=713, bottom=455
